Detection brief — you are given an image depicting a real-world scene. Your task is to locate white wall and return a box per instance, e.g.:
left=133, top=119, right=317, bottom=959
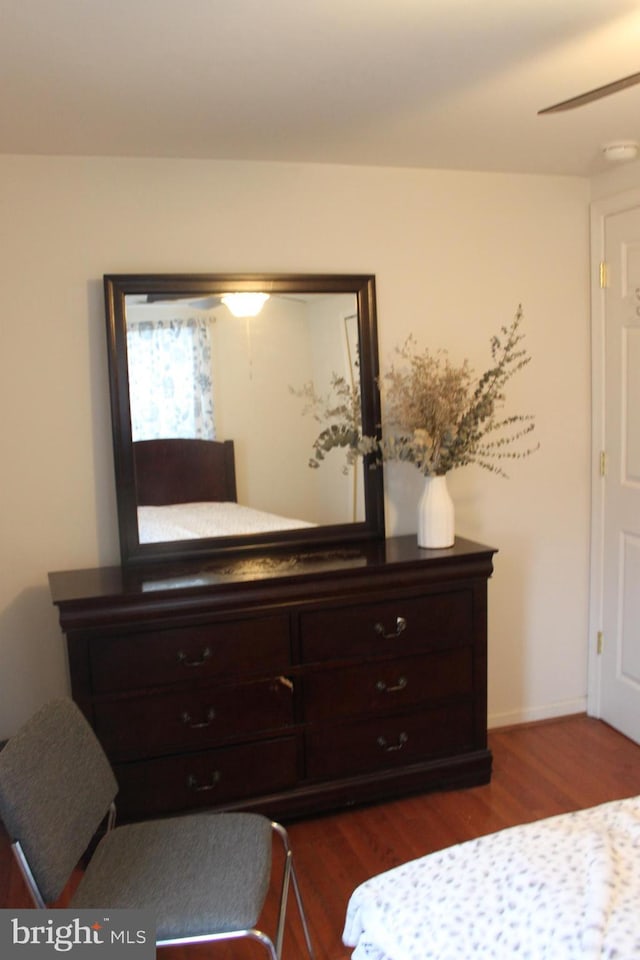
left=306, top=294, right=364, bottom=524
left=0, top=154, right=591, bottom=737
left=591, top=157, right=640, bottom=202
left=213, top=296, right=317, bottom=519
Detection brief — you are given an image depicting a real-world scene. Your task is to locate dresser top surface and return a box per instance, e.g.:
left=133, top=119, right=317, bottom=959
left=49, top=535, right=496, bottom=608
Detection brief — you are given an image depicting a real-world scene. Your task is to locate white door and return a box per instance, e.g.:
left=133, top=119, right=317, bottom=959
left=590, top=194, right=640, bottom=744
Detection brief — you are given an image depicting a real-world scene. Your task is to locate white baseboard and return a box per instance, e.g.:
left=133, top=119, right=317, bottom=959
left=488, top=697, right=587, bottom=730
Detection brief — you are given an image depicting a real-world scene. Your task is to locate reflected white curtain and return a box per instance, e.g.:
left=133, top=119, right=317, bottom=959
left=127, top=316, right=215, bottom=441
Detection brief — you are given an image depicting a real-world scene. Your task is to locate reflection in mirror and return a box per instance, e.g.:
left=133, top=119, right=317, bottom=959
left=126, top=291, right=362, bottom=541
left=105, top=274, right=384, bottom=566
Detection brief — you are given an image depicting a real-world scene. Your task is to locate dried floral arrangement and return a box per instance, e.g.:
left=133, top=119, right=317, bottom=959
left=293, top=305, right=539, bottom=478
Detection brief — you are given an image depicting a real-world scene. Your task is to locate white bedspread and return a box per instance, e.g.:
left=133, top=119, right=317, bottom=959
left=343, top=796, right=640, bottom=960
left=138, top=501, right=314, bottom=542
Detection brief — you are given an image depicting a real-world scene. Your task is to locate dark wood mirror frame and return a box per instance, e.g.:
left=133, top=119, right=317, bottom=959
left=104, top=273, right=385, bottom=567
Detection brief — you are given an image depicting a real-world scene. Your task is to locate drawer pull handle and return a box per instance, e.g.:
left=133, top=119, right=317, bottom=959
left=187, top=771, right=221, bottom=792
left=374, top=616, right=407, bottom=640
left=375, top=676, right=408, bottom=694
left=181, top=708, right=216, bottom=729
left=377, top=732, right=408, bottom=752
left=177, top=647, right=212, bottom=668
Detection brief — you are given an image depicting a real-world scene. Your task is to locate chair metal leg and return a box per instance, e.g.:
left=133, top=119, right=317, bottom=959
left=244, top=929, right=280, bottom=960
left=158, top=927, right=279, bottom=960
left=272, top=821, right=315, bottom=960
left=11, top=841, right=46, bottom=909
left=106, top=801, right=117, bottom=832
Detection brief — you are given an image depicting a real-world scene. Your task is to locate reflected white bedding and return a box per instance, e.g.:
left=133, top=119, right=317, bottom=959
left=138, top=501, right=314, bottom=542
left=343, top=796, right=640, bottom=960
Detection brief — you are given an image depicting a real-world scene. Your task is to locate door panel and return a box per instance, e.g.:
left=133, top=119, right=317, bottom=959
left=594, top=202, right=640, bottom=743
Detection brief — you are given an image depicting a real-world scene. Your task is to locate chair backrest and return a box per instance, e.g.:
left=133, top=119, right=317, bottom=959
left=0, top=698, right=118, bottom=904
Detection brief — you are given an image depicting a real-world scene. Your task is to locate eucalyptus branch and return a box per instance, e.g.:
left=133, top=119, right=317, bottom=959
left=289, top=375, right=365, bottom=474
left=292, top=305, right=539, bottom=479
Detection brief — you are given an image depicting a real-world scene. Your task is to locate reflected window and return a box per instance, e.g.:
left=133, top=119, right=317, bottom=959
left=127, top=316, right=215, bottom=441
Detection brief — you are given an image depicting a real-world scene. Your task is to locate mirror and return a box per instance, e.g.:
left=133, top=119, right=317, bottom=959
left=104, top=274, right=385, bottom=566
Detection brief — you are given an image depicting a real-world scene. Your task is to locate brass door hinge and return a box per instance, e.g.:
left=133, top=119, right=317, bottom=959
left=599, top=261, right=608, bottom=288
left=600, top=451, right=607, bottom=477
left=597, top=631, right=604, bottom=655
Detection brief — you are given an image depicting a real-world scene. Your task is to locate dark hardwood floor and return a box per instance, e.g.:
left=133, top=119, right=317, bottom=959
left=2, top=714, right=640, bottom=959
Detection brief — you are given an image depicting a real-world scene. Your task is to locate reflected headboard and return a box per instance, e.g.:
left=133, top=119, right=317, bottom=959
left=133, top=439, right=237, bottom=506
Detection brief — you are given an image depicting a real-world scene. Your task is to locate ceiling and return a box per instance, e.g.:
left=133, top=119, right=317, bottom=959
left=2, top=0, right=640, bottom=177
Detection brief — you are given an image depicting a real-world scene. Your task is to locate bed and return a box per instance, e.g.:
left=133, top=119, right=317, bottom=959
left=343, top=795, right=640, bottom=960
left=133, top=438, right=313, bottom=542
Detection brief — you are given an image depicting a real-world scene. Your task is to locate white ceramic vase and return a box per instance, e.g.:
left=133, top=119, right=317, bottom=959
left=417, top=474, right=454, bottom=549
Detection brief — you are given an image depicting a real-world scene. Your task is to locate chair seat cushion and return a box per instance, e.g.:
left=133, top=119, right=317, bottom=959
left=71, top=812, right=273, bottom=941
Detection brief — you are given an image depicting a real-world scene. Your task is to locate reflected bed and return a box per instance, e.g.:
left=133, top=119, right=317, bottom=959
left=133, top=437, right=313, bottom=543
left=138, top=500, right=314, bottom=542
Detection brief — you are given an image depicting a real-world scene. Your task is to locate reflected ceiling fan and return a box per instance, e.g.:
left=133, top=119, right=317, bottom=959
left=145, top=292, right=313, bottom=308
left=146, top=293, right=222, bottom=309
left=538, top=69, right=640, bottom=114
left=144, top=290, right=312, bottom=317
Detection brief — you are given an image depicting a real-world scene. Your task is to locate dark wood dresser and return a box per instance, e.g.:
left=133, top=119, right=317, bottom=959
left=49, top=535, right=496, bottom=822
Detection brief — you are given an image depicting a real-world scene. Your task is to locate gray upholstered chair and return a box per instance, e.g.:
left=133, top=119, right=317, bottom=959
left=0, top=698, right=314, bottom=960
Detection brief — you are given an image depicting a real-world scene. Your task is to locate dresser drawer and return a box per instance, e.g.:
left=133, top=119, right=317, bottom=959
left=304, top=648, right=472, bottom=722
left=90, top=615, right=290, bottom=693
left=305, top=703, right=474, bottom=780
left=300, top=590, right=472, bottom=663
left=113, top=735, right=299, bottom=819
left=95, top=675, right=295, bottom=759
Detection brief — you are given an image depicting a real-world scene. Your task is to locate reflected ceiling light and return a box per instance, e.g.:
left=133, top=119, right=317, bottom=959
left=602, top=141, right=639, bottom=163
left=221, top=292, right=270, bottom=317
